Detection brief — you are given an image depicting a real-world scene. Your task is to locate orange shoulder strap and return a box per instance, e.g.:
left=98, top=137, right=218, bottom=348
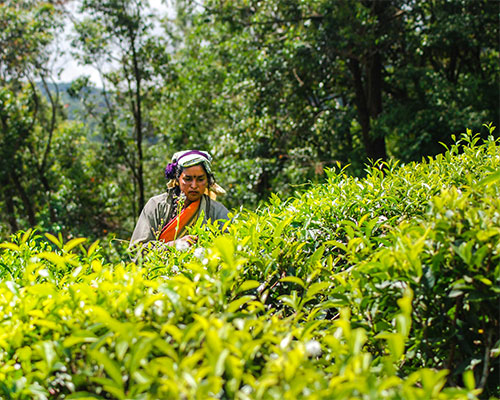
left=159, top=199, right=200, bottom=243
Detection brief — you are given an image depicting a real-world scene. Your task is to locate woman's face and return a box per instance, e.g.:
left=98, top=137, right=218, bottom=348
left=179, top=165, right=208, bottom=203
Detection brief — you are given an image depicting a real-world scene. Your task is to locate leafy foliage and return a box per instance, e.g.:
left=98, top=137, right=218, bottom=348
left=0, top=129, right=498, bottom=398
left=156, top=0, right=499, bottom=208
left=70, top=0, right=172, bottom=218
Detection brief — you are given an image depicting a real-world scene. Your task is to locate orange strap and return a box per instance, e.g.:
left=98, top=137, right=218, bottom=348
left=159, top=199, right=200, bottom=243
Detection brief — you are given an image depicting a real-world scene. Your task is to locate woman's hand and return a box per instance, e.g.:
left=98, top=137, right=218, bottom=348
left=167, top=235, right=198, bottom=250
left=181, top=235, right=198, bottom=246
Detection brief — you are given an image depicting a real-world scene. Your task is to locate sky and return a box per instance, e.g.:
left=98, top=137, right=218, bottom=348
left=55, top=0, right=172, bottom=85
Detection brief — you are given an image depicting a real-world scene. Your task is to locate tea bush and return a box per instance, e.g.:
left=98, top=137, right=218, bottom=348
left=0, top=127, right=498, bottom=399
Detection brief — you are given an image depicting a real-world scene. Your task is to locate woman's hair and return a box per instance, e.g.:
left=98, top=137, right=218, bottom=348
left=175, top=162, right=215, bottom=187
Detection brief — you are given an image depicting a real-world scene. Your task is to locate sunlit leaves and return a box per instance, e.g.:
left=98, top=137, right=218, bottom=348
left=0, top=132, right=499, bottom=398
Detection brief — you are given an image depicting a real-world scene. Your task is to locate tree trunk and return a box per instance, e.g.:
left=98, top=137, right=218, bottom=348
left=349, top=58, right=387, bottom=161
left=134, top=69, right=145, bottom=214
left=347, top=1, right=389, bottom=162
left=29, top=78, right=57, bottom=223
left=10, top=169, right=36, bottom=227
left=366, top=50, right=387, bottom=161
left=39, top=171, right=56, bottom=223
left=1, top=175, right=19, bottom=233
left=130, top=34, right=145, bottom=215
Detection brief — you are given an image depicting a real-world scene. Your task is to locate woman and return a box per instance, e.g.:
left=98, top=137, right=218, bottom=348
left=129, top=150, right=229, bottom=252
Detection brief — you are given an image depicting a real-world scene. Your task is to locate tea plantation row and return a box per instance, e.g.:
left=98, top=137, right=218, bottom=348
left=0, top=128, right=499, bottom=399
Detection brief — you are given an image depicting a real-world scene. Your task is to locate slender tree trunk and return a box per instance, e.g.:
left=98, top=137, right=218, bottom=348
left=10, top=170, right=36, bottom=227
left=348, top=57, right=387, bottom=161
left=366, top=50, right=387, bottom=160
left=130, top=32, right=145, bottom=215
left=349, top=58, right=370, bottom=136
left=133, top=61, right=145, bottom=214
left=39, top=76, right=57, bottom=171
left=132, top=174, right=137, bottom=224
left=1, top=175, right=19, bottom=233
left=39, top=171, right=56, bottom=223
left=348, top=0, right=391, bottom=162
left=29, top=78, right=57, bottom=223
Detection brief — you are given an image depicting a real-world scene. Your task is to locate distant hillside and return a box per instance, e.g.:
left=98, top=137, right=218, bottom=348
left=37, top=81, right=105, bottom=121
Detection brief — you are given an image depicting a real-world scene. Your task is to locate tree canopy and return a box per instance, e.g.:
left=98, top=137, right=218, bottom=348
left=0, top=0, right=498, bottom=237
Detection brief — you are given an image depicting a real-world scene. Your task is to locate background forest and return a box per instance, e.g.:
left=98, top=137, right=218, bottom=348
left=1, top=1, right=500, bottom=398
left=1, top=0, right=499, bottom=243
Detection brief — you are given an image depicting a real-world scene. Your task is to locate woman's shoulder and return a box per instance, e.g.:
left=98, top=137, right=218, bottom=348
left=203, top=194, right=225, bottom=206
left=203, top=194, right=229, bottom=218
left=145, top=190, right=173, bottom=208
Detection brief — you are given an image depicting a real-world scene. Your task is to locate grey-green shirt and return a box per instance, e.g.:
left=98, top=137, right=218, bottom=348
left=129, top=189, right=229, bottom=248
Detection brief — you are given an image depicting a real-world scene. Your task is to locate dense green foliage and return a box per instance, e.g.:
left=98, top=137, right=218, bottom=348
left=1, top=0, right=65, bottom=235
left=159, top=0, right=499, bottom=207
left=0, top=130, right=498, bottom=398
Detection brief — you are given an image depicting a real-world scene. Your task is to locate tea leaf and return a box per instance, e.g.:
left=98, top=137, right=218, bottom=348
left=44, top=233, right=62, bottom=248
left=64, top=238, right=87, bottom=253
left=237, top=280, right=261, bottom=293
left=0, top=243, right=20, bottom=252
left=280, top=276, right=305, bottom=288
left=227, top=295, right=254, bottom=313
left=90, top=350, right=124, bottom=388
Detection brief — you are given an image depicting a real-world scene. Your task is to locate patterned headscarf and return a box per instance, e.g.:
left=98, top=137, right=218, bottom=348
left=164, top=150, right=212, bottom=180
left=165, top=149, right=225, bottom=198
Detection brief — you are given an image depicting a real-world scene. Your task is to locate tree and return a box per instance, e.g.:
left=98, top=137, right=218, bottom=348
left=155, top=0, right=402, bottom=205
left=71, top=0, right=170, bottom=219
left=383, top=0, right=500, bottom=161
left=0, top=0, right=65, bottom=234
left=156, top=0, right=498, bottom=207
